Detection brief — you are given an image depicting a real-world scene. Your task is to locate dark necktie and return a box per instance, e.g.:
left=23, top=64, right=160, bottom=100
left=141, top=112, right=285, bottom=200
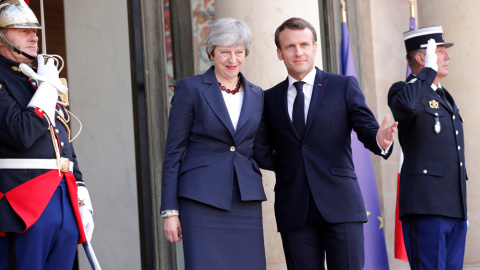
left=435, top=87, right=452, bottom=111
left=292, top=81, right=305, bottom=138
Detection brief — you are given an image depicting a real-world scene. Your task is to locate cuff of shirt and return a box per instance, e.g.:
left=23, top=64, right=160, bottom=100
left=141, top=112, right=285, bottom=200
left=377, top=138, right=392, bottom=156
left=161, top=209, right=179, bottom=218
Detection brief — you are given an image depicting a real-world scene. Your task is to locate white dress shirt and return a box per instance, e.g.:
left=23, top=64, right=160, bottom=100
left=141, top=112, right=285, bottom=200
left=222, top=90, right=244, bottom=130
left=287, top=69, right=316, bottom=123
left=431, top=82, right=442, bottom=91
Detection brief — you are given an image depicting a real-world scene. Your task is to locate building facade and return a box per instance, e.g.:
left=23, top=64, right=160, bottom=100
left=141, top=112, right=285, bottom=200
left=34, top=0, right=480, bottom=269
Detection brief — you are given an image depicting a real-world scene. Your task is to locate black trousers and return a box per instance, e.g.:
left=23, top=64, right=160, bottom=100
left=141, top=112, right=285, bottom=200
left=280, top=195, right=364, bottom=270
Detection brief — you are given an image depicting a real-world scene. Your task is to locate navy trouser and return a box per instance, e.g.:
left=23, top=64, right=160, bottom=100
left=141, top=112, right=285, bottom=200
left=0, top=179, right=79, bottom=270
left=402, top=215, right=467, bottom=270
left=280, top=195, right=364, bottom=270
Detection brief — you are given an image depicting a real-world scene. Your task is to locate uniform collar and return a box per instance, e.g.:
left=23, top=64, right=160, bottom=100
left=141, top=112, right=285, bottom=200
left=430, top=82, right=442, bottom=91
left=0, top=54, right=26, bottom=74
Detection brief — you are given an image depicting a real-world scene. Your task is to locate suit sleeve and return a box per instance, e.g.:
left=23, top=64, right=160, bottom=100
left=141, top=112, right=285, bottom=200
left=344, top=76, right=384, bottom=157
left=388, top=67, right=437, bottom=120
left=254, top=99, right=275, bottom=171
left=160, top=78, right=195, bottom=211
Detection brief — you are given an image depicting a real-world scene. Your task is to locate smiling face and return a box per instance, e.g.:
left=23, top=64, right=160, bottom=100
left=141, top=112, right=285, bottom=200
left=0, top=28, right=38, bottom=64
left=276, top=28, right=317, bottom=81
left=211, top=45, right=246, bottom=82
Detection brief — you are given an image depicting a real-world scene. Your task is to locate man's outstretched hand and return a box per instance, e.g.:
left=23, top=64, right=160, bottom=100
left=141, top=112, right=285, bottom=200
left=377, top=115, right=398, bottom=150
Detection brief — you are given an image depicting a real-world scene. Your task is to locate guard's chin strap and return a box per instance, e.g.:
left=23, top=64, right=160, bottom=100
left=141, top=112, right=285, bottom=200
left=0, top=31, right=36, bottom=60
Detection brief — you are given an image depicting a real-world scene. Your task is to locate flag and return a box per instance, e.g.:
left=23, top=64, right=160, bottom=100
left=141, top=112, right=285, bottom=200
left=393, top=16, right=417, bottom=263
left=340, top=21, right=389, bottom=269
left=394, top=149, right=407, bottom=261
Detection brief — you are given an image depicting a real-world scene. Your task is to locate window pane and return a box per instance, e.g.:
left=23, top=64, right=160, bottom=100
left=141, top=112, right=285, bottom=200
left=191, top=0, right=215, bottom=74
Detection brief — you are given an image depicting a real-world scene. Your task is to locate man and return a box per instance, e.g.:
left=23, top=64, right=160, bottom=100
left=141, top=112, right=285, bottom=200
left=388, top=26, right=467, bottom=269
left=255, top=17, right=397, bottom=269
left=0, top=1, right=94, bottom=269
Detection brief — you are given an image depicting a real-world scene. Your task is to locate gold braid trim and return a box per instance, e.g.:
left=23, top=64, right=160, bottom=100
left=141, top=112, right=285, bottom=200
left=49, top=125, right=62, bottom=176
left=54, top=78, right=82, bottom=142
left=56, top=114, right=71, bottom=141
left=65, top=107, right=82, bottom=142
left=57, top=99, right=69, bottom=108
left=56, top=101, right=82, bottom=143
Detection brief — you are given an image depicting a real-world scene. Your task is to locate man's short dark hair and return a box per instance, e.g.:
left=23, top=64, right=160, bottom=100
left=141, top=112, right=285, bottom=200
left=406, top=48, right=426, bottom=72
left=275, top=17, right=317, bottom=49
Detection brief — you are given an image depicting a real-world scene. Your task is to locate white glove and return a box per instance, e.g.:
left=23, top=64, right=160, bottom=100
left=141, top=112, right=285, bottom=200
left=424, top=38, right=438, bottom=71
left=19, top=55, right=68, bottom=95
left=78, top=186, right=94, bottom=242
left=27, top=81, right=58, bottom=126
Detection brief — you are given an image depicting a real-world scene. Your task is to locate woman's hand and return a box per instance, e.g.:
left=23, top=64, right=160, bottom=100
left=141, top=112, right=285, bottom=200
left=163, top=216, right=182, bottom=242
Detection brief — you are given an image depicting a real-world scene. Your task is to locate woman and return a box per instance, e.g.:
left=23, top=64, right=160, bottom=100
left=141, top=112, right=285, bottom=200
left=161, top=18, right=267, bottom=269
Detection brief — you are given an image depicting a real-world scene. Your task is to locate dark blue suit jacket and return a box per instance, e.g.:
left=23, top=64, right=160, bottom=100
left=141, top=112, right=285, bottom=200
left=255, top=67, right=391, bottom=232
left=161, top=67, right=266, bottom=212
left=388, top=67, right=467, bottom=220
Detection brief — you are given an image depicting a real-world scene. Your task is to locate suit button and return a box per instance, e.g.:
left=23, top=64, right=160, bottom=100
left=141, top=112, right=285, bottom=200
left=423, top=170, right=427, bottom=174
left=458, top=146, right=461, bottom=151
left=453, top=115, right=456, bottom=120
left=456, top=130, right=459, bottom=135
left=230, top=146, right=236, bottom=152
left=435, top=113, right=438, bottom=116
left=302, top=145, right=308, bottom=150
left=61, top=142, right=65, bottom=147
left=460, top=162, right=463, bottom=167
left=55, top=129, right=60, bottom=133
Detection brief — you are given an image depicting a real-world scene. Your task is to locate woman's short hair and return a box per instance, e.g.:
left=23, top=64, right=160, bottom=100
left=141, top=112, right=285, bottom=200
left=205, top=18, right=252, bottom=59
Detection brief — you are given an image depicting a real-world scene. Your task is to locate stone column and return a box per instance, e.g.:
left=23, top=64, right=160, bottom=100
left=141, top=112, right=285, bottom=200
left=63, top=0, right=141, bottom=269
left=417, top=1, right=480, bottom=267
left=215, top=2, right=323, bottom=269
left=357, top=0, right=414, bottom=269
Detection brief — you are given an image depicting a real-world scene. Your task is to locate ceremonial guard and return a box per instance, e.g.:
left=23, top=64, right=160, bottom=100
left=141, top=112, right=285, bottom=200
left=0, top=1, right=94, bottom=269
left=388, top=26, right=468, bottom=269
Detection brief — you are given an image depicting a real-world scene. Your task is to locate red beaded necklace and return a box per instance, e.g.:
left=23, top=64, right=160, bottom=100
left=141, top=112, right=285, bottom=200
left=218, top=76, right=241, bottom=95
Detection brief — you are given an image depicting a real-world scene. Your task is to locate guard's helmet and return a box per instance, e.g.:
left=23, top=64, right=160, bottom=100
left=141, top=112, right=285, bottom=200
left=0, top=0, right=40, bottom=60
left=0, top=0, right=41, bottom=29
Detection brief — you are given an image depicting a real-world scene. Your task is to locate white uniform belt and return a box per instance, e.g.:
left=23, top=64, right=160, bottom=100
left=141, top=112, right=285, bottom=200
left=0, top=158, right=73, bottom=173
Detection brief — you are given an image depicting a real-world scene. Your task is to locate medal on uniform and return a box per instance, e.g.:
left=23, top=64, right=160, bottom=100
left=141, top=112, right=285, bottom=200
left=429, top=100, right=439, bottom=109
left=434, top=117, right=441, bottom=134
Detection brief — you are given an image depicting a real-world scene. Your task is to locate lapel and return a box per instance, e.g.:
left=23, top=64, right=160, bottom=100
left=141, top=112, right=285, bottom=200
left=442, top=87, right=457, bottom=114
left=201, top=67, right=236, bottom=137
left=276, top=78, right=300, bottom=139
left=236, top=72, right=258, bottom=132
left=305, top=67, right=328, bottom=136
